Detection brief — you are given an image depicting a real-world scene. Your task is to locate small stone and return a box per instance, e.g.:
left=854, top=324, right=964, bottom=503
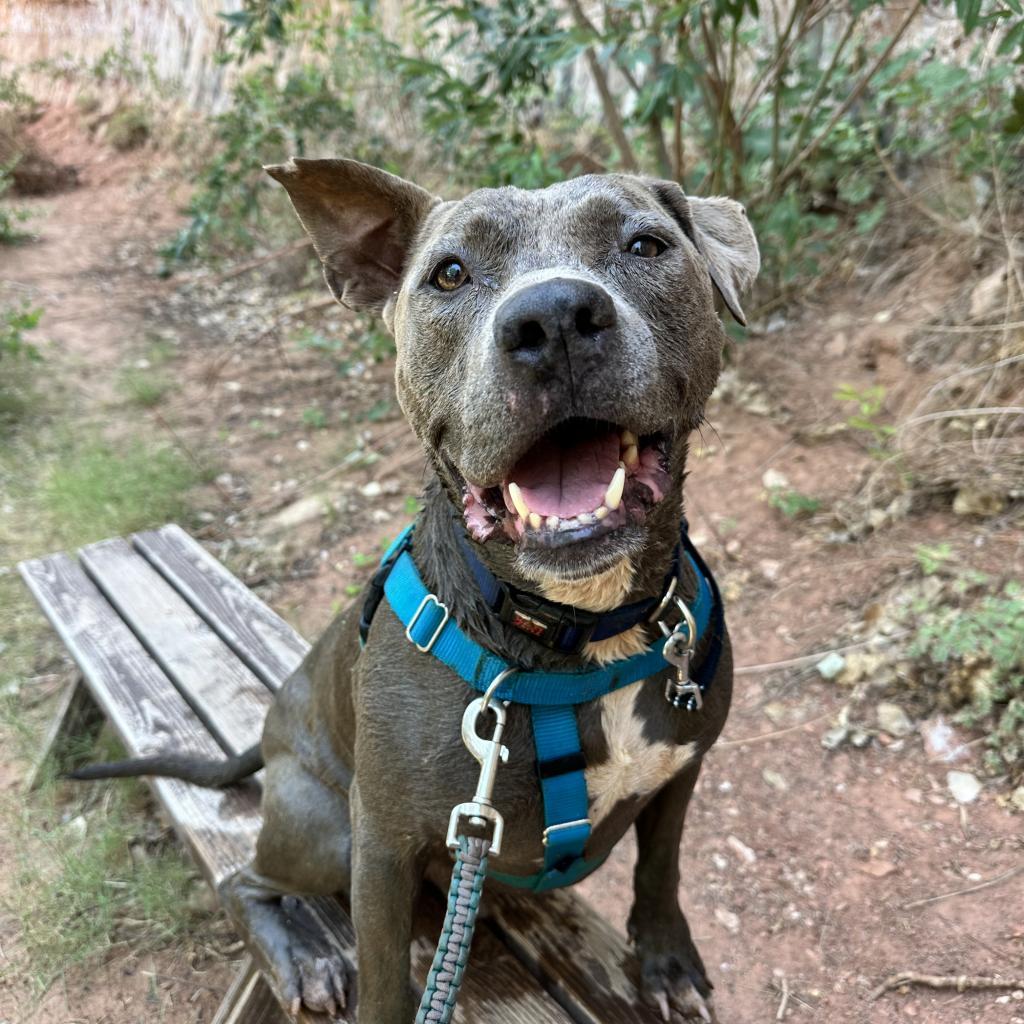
left=821, top=724, right=849, bottom=750
left=953, top=485, right=1006, bottom=517
left=762, top=768, right=789, bottom=792
left=725, top=538, right=742, bottom=556
left=359, top=481, right=383, bottom=498
left=947, top=770, right=982, bottom=804
left=876, top=702, right=914, bottom=738
left=824, top=332, right=848, bottom=357
left=1010, top=786, right=1024, bottom=812
left=712, top=853, right=729, bottom=871
left=903, top=788, right=923, bottom=805
left=921, top=716, right=970, bottom=763
left=850, top=730, right=872, bottom=748
left=856, top=859, right=897, bottom=878
left=269, top=495, right=325, bottom=530
left=762, top=468, right=790, bottom=490
left=816, top=652, right=846, bottom=680
left=726, top=835, right=757, bottom=864
left=759, top=559, right=782, bottom=582
left=714, top=907, right=740, bottom=933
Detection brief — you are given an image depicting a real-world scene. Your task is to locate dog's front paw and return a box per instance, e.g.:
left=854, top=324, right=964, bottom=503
left=275, top=896, right=351, bottom=1019
left=632, top=919, right=715, bottom=1024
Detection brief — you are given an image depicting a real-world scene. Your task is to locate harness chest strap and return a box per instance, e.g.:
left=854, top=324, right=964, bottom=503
left=371, top=522, right=723, bottom=892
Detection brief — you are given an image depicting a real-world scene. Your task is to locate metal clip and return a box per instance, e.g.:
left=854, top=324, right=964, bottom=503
left=446, top=695, right=510, bottom=856
left=658, top=596, right=702, bottom=711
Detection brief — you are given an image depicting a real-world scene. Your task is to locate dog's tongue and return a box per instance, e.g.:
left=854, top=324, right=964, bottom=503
left=509, top=428, right=620, bottom=517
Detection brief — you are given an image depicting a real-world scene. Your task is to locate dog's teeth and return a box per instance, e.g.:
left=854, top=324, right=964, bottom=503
left=605, top=465, right=626, bottom=510
left=578, top=512, right=594, bottom=526
left=528, top=511, right=542, bottom=529
left=546, top=515, right=559, bottom=530
left=622, top=444, right=639, bottom=468
left=508, top=481, right=530, bottom=520
left=594, top=505, right=609, bottom=520
left=621, top=429, right=638, bottom=449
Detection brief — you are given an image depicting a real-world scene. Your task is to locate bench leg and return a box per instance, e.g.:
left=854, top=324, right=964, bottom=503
left=26, top=673, right=105, bottom=792
left=213, top=955, right=289, bottom=1024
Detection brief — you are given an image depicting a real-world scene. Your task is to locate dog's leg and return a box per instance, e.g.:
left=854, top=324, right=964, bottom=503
left=220, top=753, right=353, bottom=1017
left=349, top=779, right=421, bottom=1024
left=628, top=759, right=716, bottom=1024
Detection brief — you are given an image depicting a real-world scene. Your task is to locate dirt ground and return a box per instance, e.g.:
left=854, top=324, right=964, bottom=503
left=1, top=111, right=1022, bottom=1024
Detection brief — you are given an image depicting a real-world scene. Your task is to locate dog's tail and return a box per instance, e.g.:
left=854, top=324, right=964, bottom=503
left=68, top=743, right=263, bottom=788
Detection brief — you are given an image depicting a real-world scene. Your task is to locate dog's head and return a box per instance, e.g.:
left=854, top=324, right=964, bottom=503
left=268, top=159, right=758, bottom=583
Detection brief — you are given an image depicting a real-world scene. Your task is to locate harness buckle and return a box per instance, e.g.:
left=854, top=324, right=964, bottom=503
left=406, top=594, right=450, bottom=653
left=542, top=818, right=592, bottom=847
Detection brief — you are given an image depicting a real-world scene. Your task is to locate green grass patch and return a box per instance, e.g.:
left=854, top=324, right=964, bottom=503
left=1, top=769, right=203, bottom=993
left=42, top=439, right=202, bottom=548
left=118, top=366, right=173, bottom=408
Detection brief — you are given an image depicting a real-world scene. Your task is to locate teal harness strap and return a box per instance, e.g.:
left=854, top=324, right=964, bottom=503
left=378, top=523, right=717, bottom=893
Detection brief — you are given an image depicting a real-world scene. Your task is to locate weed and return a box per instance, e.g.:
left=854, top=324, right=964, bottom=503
left=909, top=580, right=1024, bottom=778
left=0, top=166, right=31, bottom=244
left=42, top=439, right=201, bottom=548
left=344, top=583, right=362, bottom=597
left=0, top=304, right=42, bottom=427
left=302, top=406, right=327, bottom=430
left=351, top=550, right=374, bottom=569
left=118, top=367, right=172, bottom=408
left=767, top=488, right=822, bottom=520
left=835, top=384, right=895, bottom=452
left=106, top=105, right=150, bottom=152
left=914, top=543, right=954, bottom=576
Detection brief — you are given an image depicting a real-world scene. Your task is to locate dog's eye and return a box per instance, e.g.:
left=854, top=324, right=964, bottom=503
left=627, top=235, right=666, bottom=258
left=432, top=259, right=470, bottom=291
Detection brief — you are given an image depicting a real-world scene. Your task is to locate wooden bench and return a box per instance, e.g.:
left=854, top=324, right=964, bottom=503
left=20, top=523, right=666, bottom=1024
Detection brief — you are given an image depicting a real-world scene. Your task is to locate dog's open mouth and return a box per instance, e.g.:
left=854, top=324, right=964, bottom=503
left=461, top=418, right=671, bottom=545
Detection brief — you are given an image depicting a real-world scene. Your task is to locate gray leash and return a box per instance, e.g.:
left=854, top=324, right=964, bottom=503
left=416, top=673, right=513, bottom=1024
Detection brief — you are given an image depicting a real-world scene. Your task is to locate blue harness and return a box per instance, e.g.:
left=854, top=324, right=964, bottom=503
left=362, top=521, right=723, bottom=892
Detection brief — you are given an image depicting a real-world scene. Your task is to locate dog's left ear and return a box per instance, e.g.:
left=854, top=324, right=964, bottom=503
left=644, top=179, right=760, bottom=326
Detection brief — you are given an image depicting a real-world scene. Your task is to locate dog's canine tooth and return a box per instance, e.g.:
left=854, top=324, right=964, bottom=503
left=546, top=515, right=560, bottom=530
left=594, top=505, right=609, bottom=520
left=621, top=428, right=638, bottom=449
left=508, top=481, right=530, bottom=520
left=605, top=465, right=626, bottom=510
left=528, top=511, right=542, bottom=529
left=622, top=444, right=639, bottom=468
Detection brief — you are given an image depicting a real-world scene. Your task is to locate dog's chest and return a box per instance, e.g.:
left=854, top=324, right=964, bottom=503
left=584, top=685, right=697, bottom=827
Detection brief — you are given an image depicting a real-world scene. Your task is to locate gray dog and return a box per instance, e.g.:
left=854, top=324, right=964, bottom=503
left=76, top=159, right=759, bottom=1023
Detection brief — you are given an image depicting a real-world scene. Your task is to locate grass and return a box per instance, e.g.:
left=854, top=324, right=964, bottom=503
left=118, top=366, right=173, bottom=408
left=42, top=439, right=203, bottom=548
left=1, top=765, right=204, bottom=993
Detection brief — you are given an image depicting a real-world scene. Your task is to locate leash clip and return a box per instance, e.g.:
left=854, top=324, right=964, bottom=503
left=447, top=692, right=511, bottom=856
left=658, top=596, right=702, bottom=711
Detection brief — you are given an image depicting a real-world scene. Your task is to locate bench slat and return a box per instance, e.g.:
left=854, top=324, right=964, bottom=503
left=18, top=553, right=260, bottom=888
left=134, top=524, right=308, bottom=691
left=79, top=538, right=273, bottom=755
left=490, top=889, right=662, bottom=1023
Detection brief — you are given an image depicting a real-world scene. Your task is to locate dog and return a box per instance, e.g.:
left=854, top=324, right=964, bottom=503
left=75, top=159, right=759, bottom=1022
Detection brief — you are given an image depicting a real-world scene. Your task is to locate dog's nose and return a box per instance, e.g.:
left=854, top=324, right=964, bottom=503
left=494, top=277, right=617, bottom=365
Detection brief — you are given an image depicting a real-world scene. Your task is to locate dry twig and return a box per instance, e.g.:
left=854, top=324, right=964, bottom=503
left=869, top=971, right=1024, bottom=1001
left=901, top=864, right=1024, bottom=911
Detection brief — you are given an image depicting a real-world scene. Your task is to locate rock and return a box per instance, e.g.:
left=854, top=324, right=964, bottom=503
left=849, top=730, right=872, bottom=748
left=856, top=859, right=897, bottom=878
left=822, top=724, right=849, bottom=750
left=816, top=652, right=846, bottom=680
left=947, top=770, right=982, bottom=804
left=903, top=787, right=923, bottom=805
left=762, top=468, right=790, bottom=491
left=714, top=907, right=741, bottom=933
left=1010, top=786, right=1024, bottom=812
left=969, top=263, right=1008, bottom=318
left=876, top=702, right=914, bottom=738
left=952, top=485, right=1007, bottom=518
left=824, top=332, right=848, bottom=357
left=269, top=495, right=325, bottom=530
left=360, top=481, right=383, bottom=498
left=921, top=716, right=971, bottom=763
left=762, top=768, right=789, bottom=792
left=726, top=835, right=757, bottom=865
left=759, top=559, right=782, bottom=582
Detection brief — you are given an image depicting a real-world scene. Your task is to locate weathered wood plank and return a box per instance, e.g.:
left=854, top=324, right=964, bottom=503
left=79, top=537, right=273, bottom=754
left=489, top=888, right=665, bottom=1023
left=133, top=524, right=308, bottom=692
left=18, top=553, right=261, bottom=888
left=212, top=957, right=289, bottom=1024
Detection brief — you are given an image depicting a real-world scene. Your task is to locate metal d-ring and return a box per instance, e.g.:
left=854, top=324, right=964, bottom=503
left=480, top=665, right=516, bottom=716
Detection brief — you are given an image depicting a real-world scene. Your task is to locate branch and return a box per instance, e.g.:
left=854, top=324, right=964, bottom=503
left=564, top=0, right=639, bottom=172
left=768, top=0, right=924, bottom=198
left=870, top=972, right=1024, bottom=1002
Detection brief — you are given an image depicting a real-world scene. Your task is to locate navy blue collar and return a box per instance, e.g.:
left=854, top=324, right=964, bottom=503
left=453, top=529, right=683, bottom=656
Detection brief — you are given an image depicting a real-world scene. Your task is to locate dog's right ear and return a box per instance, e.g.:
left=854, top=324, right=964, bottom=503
left=265, top=158, right=439, bottom=312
